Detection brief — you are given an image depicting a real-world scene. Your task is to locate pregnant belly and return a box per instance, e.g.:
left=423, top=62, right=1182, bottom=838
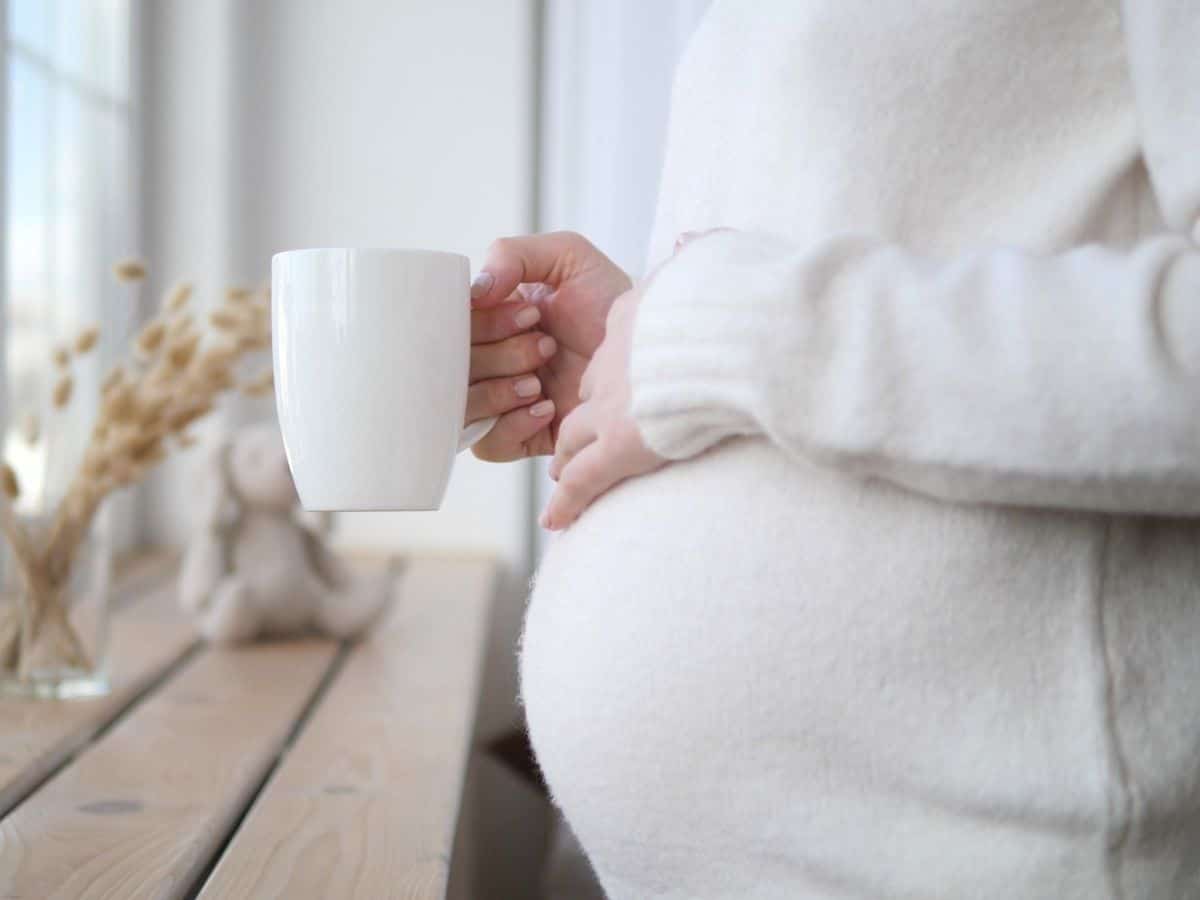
left=521, top=437, right=1111, bottom=898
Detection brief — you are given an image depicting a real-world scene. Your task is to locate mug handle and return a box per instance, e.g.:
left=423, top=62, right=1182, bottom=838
left=458, top=415, right=499, bottom=453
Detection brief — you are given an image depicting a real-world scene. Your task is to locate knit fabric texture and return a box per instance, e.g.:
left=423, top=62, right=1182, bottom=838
left=522, top=2, right=1200, bottom=897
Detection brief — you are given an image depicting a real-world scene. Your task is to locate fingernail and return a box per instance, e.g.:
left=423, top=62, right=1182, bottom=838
left=514, top=306, right=541, bottom=328
left=538, top=336, right=557, bottom=358
left=518, top=283, right=550, bottom=302
left=515, top=376, right=541, bottom=397
left=470, top=271, right=494, bottom=301
left=530, top=399, right=554, bottom=417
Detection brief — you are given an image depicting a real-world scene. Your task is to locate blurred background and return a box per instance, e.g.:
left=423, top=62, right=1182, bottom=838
left=2, top=0, right=712, bottom=566
left=2, top=0, right=708, bottom=890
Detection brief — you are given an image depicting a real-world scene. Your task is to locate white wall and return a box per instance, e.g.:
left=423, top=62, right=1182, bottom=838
left=141, top=0, right=537, bottom=571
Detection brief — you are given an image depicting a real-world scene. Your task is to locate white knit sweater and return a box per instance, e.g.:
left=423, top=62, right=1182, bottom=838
left=521, top=2, right=1200, bottom=898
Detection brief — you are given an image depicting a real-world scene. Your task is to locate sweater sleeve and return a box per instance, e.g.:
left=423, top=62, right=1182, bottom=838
left=629, top=0, right=1200, bottom=515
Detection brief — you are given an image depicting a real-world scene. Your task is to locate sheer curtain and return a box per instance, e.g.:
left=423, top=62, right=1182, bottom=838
left=534, top=0, right=710, bottom=557
left=3, top=0, right=138, bottom=540
left=539, top=0, right=709, bottom=275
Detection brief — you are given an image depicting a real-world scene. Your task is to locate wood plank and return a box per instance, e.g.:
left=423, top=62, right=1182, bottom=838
left=0, top=563, right=195, bottom=818
left=196, top=557, right=498, bottom=900
left=109, top=551, right=182, bottom=612
left=0, top=639, right=339, bottom=899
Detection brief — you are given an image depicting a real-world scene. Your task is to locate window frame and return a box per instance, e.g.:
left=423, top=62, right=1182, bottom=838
left=0, top=0, right=144, bottom=548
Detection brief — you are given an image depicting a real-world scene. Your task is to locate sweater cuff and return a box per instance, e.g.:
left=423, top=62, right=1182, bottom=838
left=629, top=231, right=783, bottom=460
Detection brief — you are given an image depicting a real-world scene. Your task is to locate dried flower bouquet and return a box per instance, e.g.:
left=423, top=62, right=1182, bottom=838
left=0, top=262, right=274, bottom=682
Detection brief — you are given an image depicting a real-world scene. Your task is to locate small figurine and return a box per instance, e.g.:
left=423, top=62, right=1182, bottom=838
left=179, top=422, right=390, bottom=644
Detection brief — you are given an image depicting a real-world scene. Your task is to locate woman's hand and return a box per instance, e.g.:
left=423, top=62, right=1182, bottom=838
left=541, top=285, right=666, bottom=530
left=467, top=232, right=631, bottom=460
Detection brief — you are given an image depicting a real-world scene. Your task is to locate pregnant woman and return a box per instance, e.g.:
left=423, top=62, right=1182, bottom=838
left=468, top=2, right=1200, bottom=897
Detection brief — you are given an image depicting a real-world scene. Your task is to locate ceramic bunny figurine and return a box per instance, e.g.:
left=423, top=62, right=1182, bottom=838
left=178, top=422, right=390, bottom=644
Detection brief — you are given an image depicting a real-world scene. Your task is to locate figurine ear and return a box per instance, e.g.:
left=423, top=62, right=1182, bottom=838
left=201, top=436, right=237, bottom=531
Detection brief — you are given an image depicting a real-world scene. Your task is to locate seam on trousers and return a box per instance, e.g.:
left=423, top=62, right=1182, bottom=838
left=1092, top=518, right=1136, bottom=900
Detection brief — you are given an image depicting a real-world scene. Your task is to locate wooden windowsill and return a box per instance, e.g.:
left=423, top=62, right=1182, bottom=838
left=0, top=549, right=499, bottom=899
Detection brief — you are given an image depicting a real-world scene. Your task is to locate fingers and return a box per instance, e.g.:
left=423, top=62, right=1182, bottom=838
left=579, top=357, right=597, bottom=402
left=516, top=283, right=551, bottom=302
left=470, top=332, right=557, bottom=381
left=471, top=301, right=541, bottom=344
left=541, top=442, right=621, bottom=531
left=465, top=374, right=542, bottom=424
left=470, top=231, right=596, bottom=308
left=548, top=404, right=596, bottom=481
left=472, top=399, right=556, bottom=462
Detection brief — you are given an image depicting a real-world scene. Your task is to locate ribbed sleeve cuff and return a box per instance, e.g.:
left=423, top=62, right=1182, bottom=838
left=629, top=231, right=782, bottom=460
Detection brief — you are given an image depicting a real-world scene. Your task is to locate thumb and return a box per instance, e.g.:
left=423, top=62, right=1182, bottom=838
left=471, top=231, right=598, bottom=308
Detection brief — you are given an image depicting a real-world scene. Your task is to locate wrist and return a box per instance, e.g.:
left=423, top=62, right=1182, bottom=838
left=629, top=231, right=779, bottom=459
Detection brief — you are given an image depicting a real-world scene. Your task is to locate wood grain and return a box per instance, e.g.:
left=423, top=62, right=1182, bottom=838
left=109, top=552, right=181, bottom=612
left=0, top=563, right=195, bottom=818
left=196, top=557, right=497, bottom=900
left=0, top=640, right=338, bottom=899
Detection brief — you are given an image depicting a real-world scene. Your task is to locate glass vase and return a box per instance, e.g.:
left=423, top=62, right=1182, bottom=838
left=0, top=511, right=113, bottom=699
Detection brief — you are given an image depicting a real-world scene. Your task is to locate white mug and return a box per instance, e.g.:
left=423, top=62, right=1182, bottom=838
left=271, top=248, right=496, bottom=510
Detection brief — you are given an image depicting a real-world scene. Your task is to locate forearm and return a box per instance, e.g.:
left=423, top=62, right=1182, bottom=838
left=631, top=228, right=1200, bottom=514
